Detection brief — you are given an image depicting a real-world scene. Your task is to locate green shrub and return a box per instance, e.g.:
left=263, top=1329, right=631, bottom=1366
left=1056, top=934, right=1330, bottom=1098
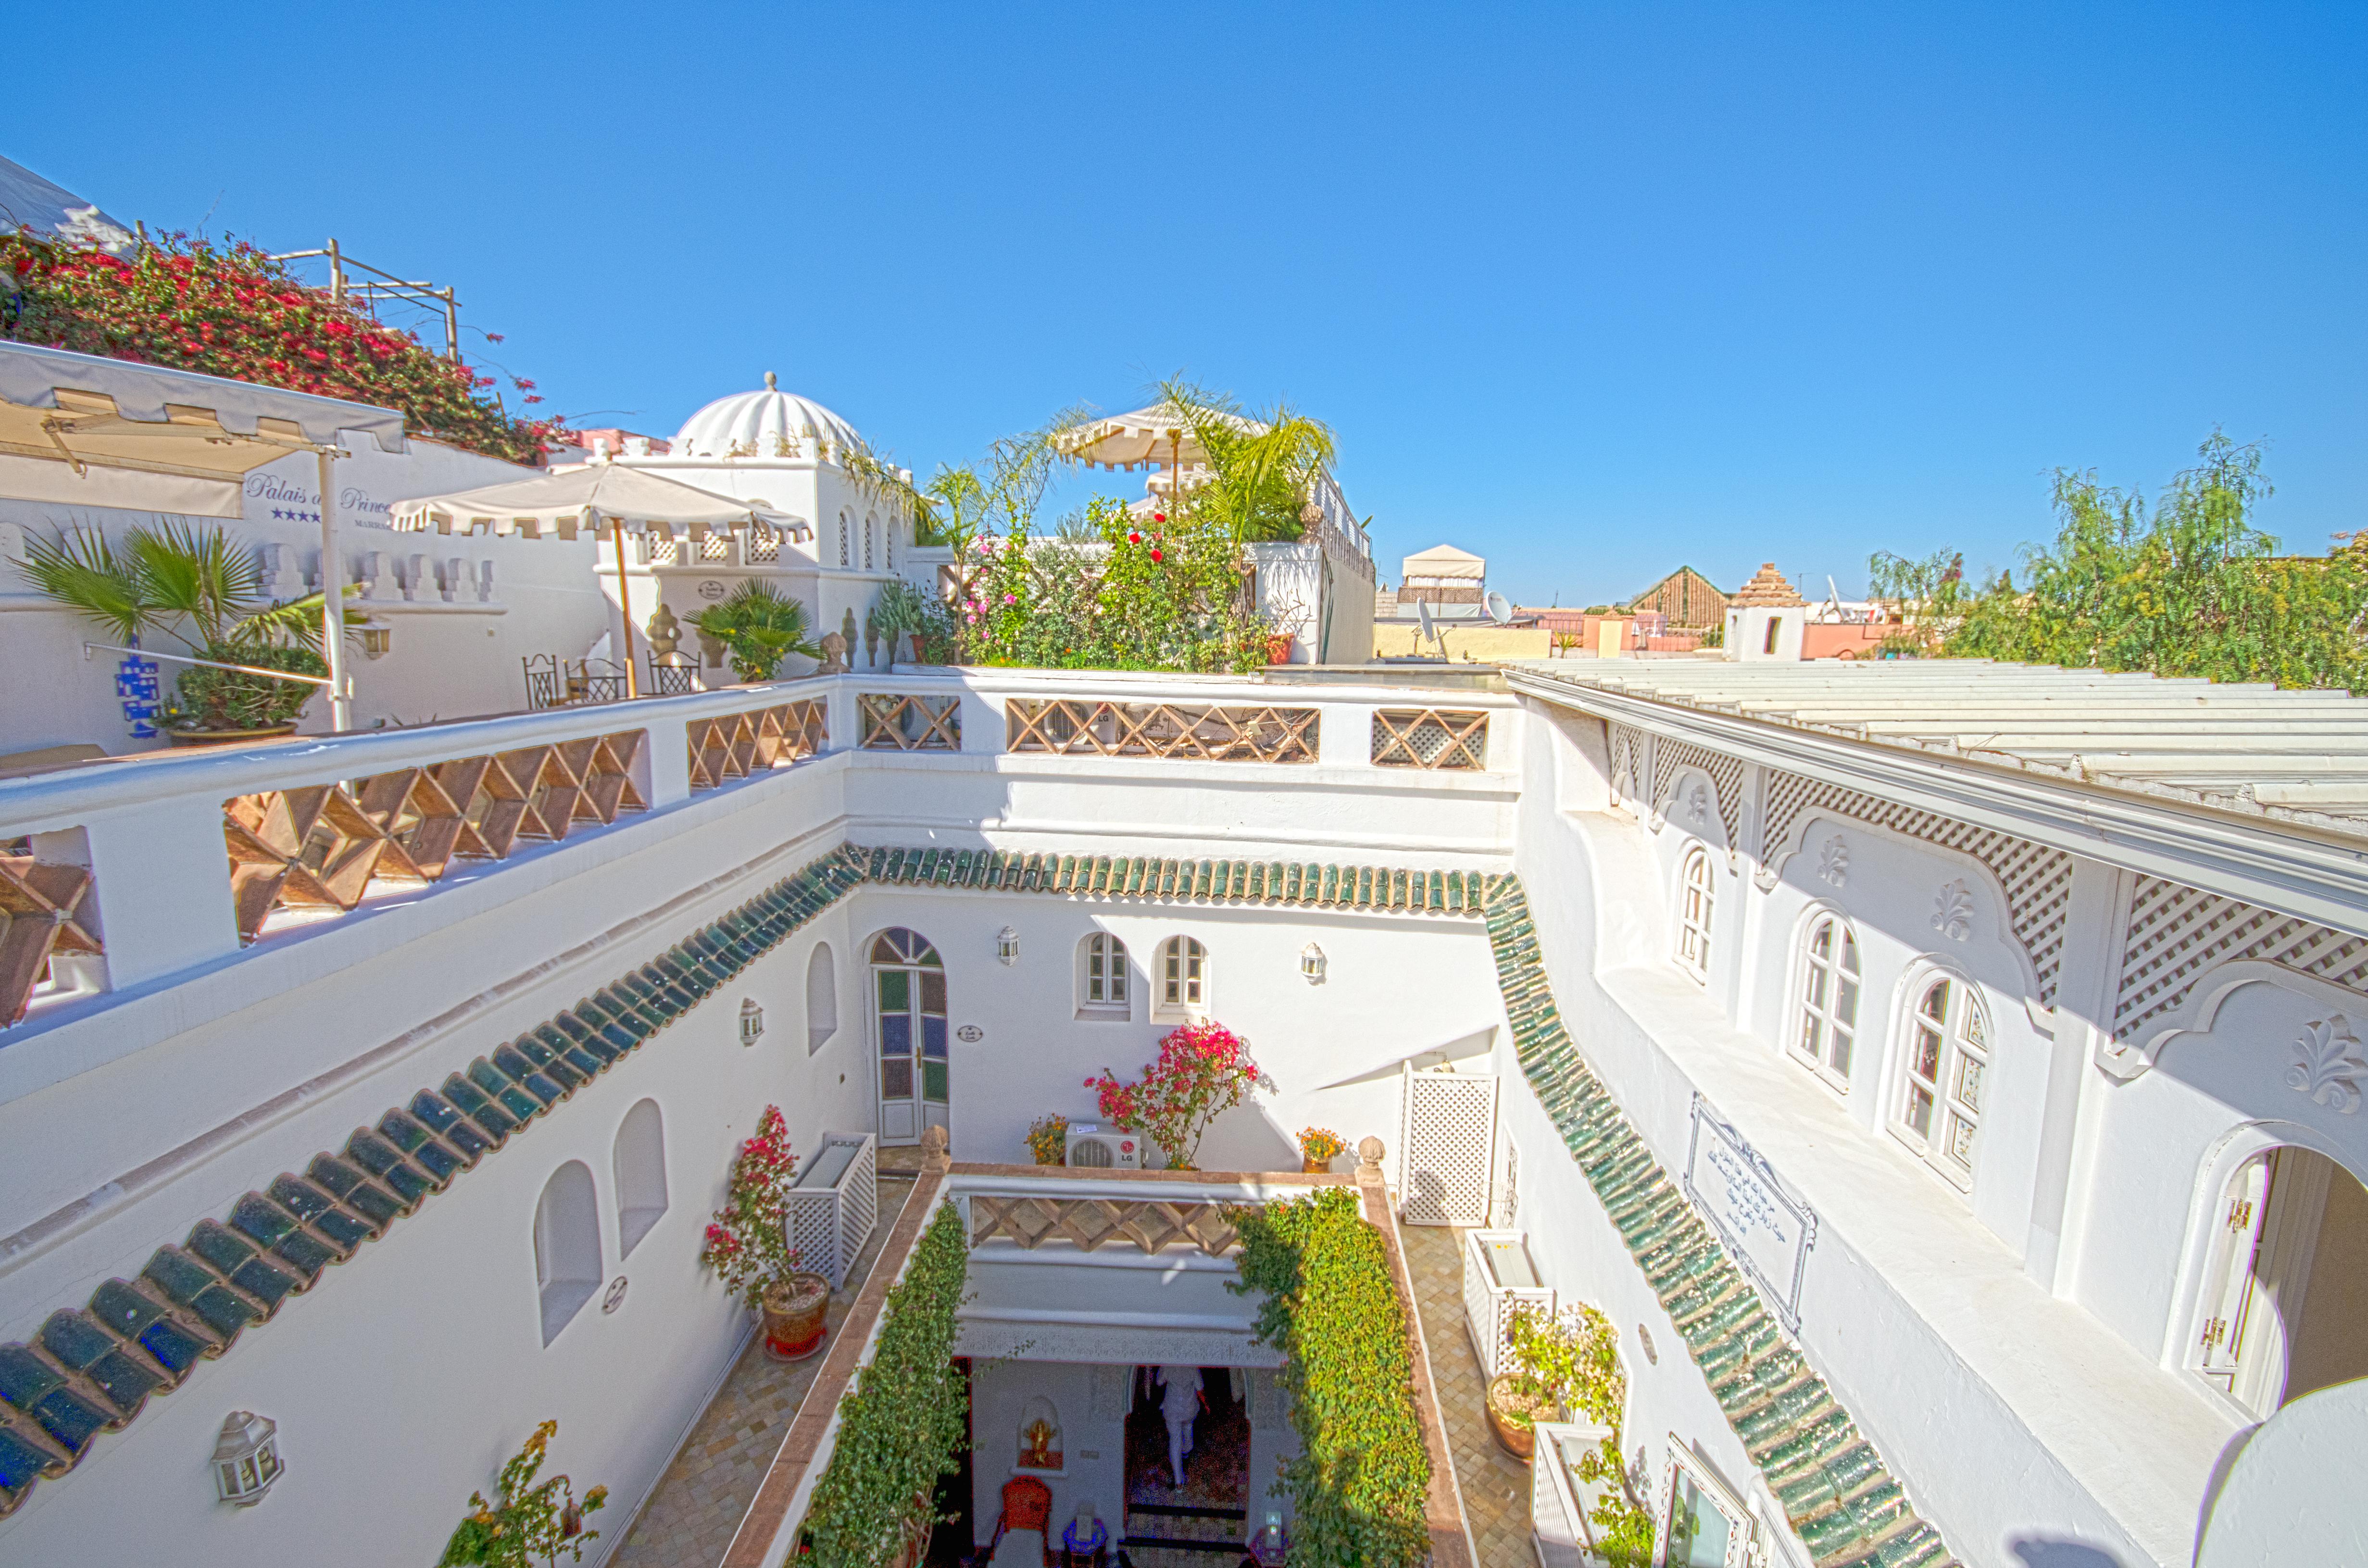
left=167, top=641, right=327, bottom=730
left=796, top=1201, right=969, bottom=1568
left=1230, top=1188, right=1430, bottom=1568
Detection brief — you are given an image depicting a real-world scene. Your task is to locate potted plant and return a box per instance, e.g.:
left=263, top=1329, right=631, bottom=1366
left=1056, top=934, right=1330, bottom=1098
left=1084, top=1020, right=1271, bottom=1170
left=701, top=1106, right=831, bottom=1360
left=18, top=521, right=339, bottom=741
left=1487, top=1304, right=1620, bottom=1461
left=689, top=581, right=820, bottom=682
left=437, top=1419, right=608, bottom=1568
left=1025, top=1113, right=1069, bottom=1166
left=1264, top=632, right=1295, bottom=665
left=1298, top=1127, right=1345, bottom=1173
left=872, top=580, right=952, bottom=665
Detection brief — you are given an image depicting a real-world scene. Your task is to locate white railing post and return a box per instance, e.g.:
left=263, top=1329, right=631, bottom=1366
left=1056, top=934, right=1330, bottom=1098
left=960, top=686, right=1001, bottom=755
left=1315, top=701, right=1368, bottom=768
left=644, top=709, right=692, bottom=807
left=825, top=677, right=861, bottom=753
left=79, top=801, right=240, bottom=987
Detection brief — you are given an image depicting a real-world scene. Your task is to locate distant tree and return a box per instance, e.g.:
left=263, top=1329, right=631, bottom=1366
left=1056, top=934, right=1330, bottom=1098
left=1871, top=433, right=2368, bottom=691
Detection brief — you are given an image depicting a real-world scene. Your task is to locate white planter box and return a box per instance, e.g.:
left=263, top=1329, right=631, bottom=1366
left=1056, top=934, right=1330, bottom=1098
left=782, top=1131, right=878, bottom=1289
left=1464, top=1228, right=1554, bottom=1382
left=1529, top=1420, right=1618, bottom=1568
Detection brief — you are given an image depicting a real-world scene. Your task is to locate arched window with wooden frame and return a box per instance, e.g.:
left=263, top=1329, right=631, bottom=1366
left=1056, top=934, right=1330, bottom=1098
left=1078, top=932, right=1129, bottom=1019
left=1157, top=935, right=1208, bottom=1019
left=1890, top=971, right=1991, bottom=1187
left=1791, top=912, right=1861, bottom=1091
left=1674, top=845, right=1715, bottom=985
left=870, top=928, right=947, bottom=1145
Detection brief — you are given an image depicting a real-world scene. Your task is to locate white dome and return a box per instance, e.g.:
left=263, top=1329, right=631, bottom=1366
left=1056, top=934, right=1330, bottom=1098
left=671, top=372, right=863, bottom=460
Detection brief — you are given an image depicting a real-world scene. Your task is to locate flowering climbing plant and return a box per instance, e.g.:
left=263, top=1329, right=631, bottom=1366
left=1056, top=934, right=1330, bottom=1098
left=700, top=1105, right=802, bottom=1310
left=0, top=229, right=564, bottom=464
left=1086, top=1021, right=1271, bottom=1170
left=437, top=1419, right=609, bottom=1568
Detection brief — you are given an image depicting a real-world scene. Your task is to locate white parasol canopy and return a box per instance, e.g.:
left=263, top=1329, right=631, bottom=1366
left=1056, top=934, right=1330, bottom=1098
left=391, top=461, right=812, bottom=699
left=389, top=460, right=810, bottom=539
left=1055, top=402, right=1258, bottom=474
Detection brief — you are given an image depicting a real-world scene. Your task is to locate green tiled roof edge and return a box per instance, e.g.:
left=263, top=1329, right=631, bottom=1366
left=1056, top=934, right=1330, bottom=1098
left=1480, top=875, right=1960, bottom=1568
left=0, top=843, right=875, bottom=1518
left=856, top=845, right=1488, bottom=917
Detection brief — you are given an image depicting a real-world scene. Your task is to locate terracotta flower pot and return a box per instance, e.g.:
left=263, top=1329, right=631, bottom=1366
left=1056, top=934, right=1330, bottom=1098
left=1302, top=1155, right=1333, bottom=1173
left=761, top=1271, right=831, bottom=1361
left=1485, top=1374, right=1545, bottom=1460
left=162, top=723, right=299, bottom=747
left=1264, top=634, right=1295, bottom=665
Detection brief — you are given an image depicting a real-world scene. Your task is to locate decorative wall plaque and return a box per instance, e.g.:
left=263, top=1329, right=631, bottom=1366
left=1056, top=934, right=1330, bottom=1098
left=956, top=1023, right=984, bottom=1043
left=1682, top=1094, right=1817, bottom=1331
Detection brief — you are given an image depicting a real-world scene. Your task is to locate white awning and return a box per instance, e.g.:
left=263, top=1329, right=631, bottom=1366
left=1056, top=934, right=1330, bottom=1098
left=390, top=461, right=811, bottom=539
left=1055, top=402, right=1258, bottom=472
left=1401, top=543, right=1486, bottom=580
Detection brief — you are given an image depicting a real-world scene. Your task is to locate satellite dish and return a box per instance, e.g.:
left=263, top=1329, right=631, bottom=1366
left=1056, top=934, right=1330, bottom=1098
left=1484, top=590, right=1514, bottom=625
left=1416, top=598, right=1438, bottom=652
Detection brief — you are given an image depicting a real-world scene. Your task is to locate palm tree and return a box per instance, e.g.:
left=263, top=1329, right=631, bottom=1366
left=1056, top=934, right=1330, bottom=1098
left=17, top=520, right=332, bottom=653
left=1149, top=376, right=1337, bottom=545
left=690, top=582, right=820, bottom=681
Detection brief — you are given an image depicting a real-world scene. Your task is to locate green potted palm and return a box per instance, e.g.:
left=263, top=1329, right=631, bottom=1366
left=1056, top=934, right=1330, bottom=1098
left=689, top=581, right=820, bottom=682
left=16, top=522, right=340, bottom=742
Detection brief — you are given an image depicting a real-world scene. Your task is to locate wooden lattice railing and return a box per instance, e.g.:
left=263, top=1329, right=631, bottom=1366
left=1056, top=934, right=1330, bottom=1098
left=967, top=1192, right=1241, bottom=1255
left=687, top=701, right=827, bottom=790
left=861, top=693, right=961, bottom=751
left=222, top=731, right=649, bottom=942
left=1006, top=699, right=1319, bottom=764
left=1370, top=708, right=1490, bottom=770
left=0, top=850, right=100, bottom=1027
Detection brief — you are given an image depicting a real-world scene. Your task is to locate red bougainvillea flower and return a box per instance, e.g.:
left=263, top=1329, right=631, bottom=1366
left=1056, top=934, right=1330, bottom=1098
left=1150, top=549, right=1164, bottom=563
left=1153, top=513, right=1166, bottom=523
left=1128, top=532, right=1141, bottom=544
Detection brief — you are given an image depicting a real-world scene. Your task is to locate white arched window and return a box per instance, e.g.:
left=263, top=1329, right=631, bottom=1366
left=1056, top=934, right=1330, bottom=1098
left=1791, top=914, right=1860, bottom=1091
left=837, top=511, right=851, bottom=567
left=1078, top=932, right=1129, bottom=1018
left=533, top=1161, right=601, bottom=1345
left=807, top=943, right=839, bottom=1054
left=1157, top=936, right=1207, bottom=1018
left=1674, top=846, right=1714, bottom=985
left=614, top=1100, right=668, bottom=1258
left=1892, top=973, right=1991, bottom=1186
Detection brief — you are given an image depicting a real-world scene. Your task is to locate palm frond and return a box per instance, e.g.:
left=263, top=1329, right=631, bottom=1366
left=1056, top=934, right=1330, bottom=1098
left=130, top=521, right=266, bottom=645
left=15, top=525, right=166, bottom=644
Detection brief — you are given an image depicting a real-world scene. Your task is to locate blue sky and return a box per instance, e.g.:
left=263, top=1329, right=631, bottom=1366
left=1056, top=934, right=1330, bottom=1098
left=12, top=2, right=2364, bottom=605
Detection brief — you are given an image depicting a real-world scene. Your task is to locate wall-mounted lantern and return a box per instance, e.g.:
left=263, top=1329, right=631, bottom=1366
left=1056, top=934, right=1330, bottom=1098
left=212, top=1411, right=282, bottom=1506
left=357, top=620, right=394, bottom=660
left=997, top=927, right=1020, bottom=966
left=739, top=997, right=764, bottom=1047
left=1300, top=942, right=1327, bottom=985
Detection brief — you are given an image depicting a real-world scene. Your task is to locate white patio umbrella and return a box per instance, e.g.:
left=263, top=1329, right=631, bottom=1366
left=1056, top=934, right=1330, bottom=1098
left=1055, top=402, right=1258, bottom=495
left=391, top=461, right=810, bottom=697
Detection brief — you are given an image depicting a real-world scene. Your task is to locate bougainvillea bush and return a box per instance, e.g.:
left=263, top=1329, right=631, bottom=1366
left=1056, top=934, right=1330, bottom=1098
left=0, top=229, right=561, bottom=464
left=955, top=495, right=1267, bottom=673
left=437, top=1420, right=609, bottom=1568
left=1086, top=1020, right=1270, bottom=1170
left=700, top=1105, right=802, bottom=1310
left=1230, top=1188, right=1430, bottom=1568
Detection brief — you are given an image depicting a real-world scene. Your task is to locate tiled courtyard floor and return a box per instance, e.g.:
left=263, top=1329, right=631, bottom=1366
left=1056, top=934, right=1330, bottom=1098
left=1400, top=1221, right=1532, bottom=1568
left=609, top=1171, right=915, bottom=1568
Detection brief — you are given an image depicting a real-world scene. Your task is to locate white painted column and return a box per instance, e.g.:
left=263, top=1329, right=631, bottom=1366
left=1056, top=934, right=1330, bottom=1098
left=77, top=802, right=241, bottom=987
left=2025, top=856, right=2128, bottom=1292
left=1315, top=701, right=1368, bottom=767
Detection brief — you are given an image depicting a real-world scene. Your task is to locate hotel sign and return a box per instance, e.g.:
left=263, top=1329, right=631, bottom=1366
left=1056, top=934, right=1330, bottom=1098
left=1681, top=1093, right=1817, bottom=1331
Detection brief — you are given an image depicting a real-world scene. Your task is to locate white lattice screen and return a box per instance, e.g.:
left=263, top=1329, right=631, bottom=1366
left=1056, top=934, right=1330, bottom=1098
left=2114, top=877, right=2368, bottom=1039
left=781, top=1132, right=878, bottom=1288
left=1462, top=1231, right=1553, bottom=1380
left=1651, top=737, right=1745, bottom=848
left=1761, top=769, right=2077, bottom=1005
left=1399, top=1066, right=1498, bottom=1225
left=1608, top=723, right=1641, bottom=805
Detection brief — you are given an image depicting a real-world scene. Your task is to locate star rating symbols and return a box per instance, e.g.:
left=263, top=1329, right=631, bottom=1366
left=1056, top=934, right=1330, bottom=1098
left=266, top=506, right=321, bottom=522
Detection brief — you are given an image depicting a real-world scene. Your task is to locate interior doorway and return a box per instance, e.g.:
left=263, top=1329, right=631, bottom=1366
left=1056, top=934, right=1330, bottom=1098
left=1122, top=1367, right=1249, bottom=1565
left=2191, top=1144, right=2368, bottom=1416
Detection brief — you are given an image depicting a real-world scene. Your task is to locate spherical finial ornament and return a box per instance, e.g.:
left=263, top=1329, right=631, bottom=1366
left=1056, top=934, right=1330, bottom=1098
left=1356, top=1136, right=1386, bottom=1170
left=764, top=370, right=778, bottom=390
left=921, top=1124, right=950, bottom=1158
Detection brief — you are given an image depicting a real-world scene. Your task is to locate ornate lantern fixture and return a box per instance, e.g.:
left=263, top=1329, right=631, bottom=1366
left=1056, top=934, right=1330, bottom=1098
left=1300, top=942, right=1327, bottom=984
left=357, top=620, right=394, bottom=660
left=739, top=997, right=764, bottom=1047
left=997, top=926, right=1020, bottom=966
left=212, top=1411, right=282, bottom=1506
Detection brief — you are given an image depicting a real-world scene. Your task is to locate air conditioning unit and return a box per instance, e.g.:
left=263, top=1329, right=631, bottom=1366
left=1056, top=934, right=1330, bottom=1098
left=1064, top=1125, right=1141, bottom=1168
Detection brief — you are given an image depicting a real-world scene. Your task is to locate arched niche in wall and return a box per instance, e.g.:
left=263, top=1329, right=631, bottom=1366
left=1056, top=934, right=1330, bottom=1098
left=807, top=942, right=839, bottom=1055
left=533, top=1160, right=602, bottom=1346
left=614, top=1099, right=668, bottom=1258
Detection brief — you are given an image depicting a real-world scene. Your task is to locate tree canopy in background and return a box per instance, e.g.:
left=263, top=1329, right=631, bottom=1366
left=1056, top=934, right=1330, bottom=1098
left=1872, top=433, right=2368, bottom=692
left=1, top=229, right=563, bottom=465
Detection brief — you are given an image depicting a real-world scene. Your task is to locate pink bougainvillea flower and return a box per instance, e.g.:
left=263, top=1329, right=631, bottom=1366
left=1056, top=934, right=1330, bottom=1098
left=1003, top=593, right=1017, bottom=604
